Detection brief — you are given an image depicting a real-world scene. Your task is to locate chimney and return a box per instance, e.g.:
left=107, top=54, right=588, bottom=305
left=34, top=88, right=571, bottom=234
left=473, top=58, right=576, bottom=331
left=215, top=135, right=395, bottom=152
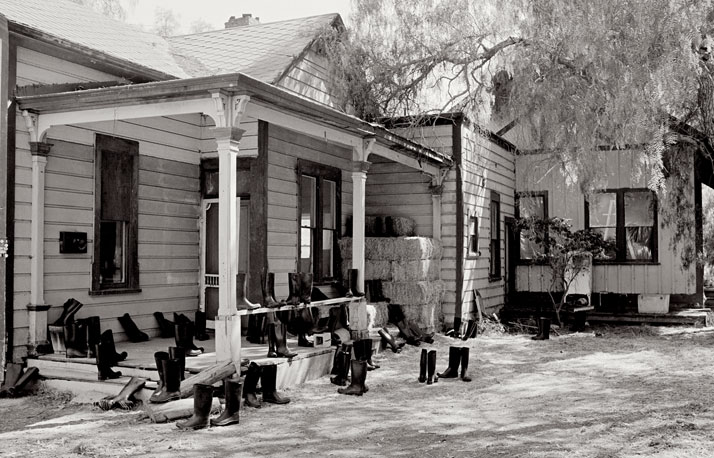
left=225, top=13, right=260, bottom=28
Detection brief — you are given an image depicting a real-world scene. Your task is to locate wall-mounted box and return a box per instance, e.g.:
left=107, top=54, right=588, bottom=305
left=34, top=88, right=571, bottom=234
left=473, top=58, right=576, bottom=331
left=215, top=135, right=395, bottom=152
left=59, top=231, right=87, bottom=254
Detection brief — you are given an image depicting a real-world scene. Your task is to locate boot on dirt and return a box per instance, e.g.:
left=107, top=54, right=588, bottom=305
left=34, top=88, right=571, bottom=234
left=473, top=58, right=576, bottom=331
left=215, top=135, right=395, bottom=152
left=267, top=322, right=297, bottom=358
left=427, top=350, right=438, bottom=385
left=176, top=383, right=214, bottom=430
left=261, top=364, right=290, bottom=404
left=94, top=341, right=122, bottom=381
left=100, top=329, right=127, bottom=365
left=194, top=311, right=210, bottom=341
left=211, top=378, right=242, bottom=426
left=330, top=344, right=352, bottom=386
left=338, top=360, right=367, bottom=396
left=243, top=362, right=262, bottom=408
left=460, top=347, right=472, bottom=382
left=299, top=272, right=313, bottom=305
left=532, top=317, right=551, bottom=341
left=237, top=272, right=260, bottom=310
left=354, top=339, right=378, bottom=371
left=5, top=366, right=40, bottom=397
left=95, top=376, right=146, bottom=411
left=149, top=351, right=169, bottom=403
left=285, top=273, right=302, bottom=306
left=418, top=348, right=428, bottom=383
left=437, top=346, right=461, bottom=379
left=152, top=358, right=181, bottom=403
left=118, top=313, right=149, bottom=343
left=153, top=311, right=175, bottom=338
left=378, top=327, right=404, bottom=353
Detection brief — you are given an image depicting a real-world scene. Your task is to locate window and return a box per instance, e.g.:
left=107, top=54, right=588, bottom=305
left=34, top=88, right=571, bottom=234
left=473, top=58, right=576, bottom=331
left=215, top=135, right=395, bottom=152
left=298, top=160, right=341, bottom=283
left=585, top=189, right=657, bottom=262
left=516, top=192, right=548, bottom=261
left=468, top=215, right=480, bottom=255
left=92, top=134, right=139, bottom=292
left=489, top=191, right=501, bottom=279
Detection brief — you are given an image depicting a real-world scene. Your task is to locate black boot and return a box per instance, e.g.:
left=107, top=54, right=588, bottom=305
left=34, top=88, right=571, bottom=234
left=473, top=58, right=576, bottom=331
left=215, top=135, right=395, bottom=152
left=338, top=360, right=367, bottom=396
left=237, top=272, right=259, bottom=310
left=86, top=316, right=101, bottom=359
left=211, top=378, right=242, bottom=426
left=176, top=321, right=204, bottom=357
left=194, top=311, right=210, bottom=341
left=437, top=346, right=461, bottom=379
left=118, top=313, right=149, bottom=343
left=299, top=272, right=313, bottom=305
left=427, top=350, right=437, bottom=385
left=95, top=376, right=146, bottom=411
left=285, top=273, right=301, bottom=306
left=298, top=333, right=314, bottom=347
left=52, top=298, right=83, bottom=326
left=261, top=364, right=290, bottom=404
left=65, top=320, right=89, bottom=358
left=346, top=268, right=365, bottom=297
left=247, top=314, right=266, bottom=344
left=354, top=339, right=377, bottom=371
left=330, top=344, right=351, bottom=386
left=5, top=367, right=39, bottom=397
left=95, top=341, right=122, bottom=381
left=451, top=317, right=462, bottom=339
left=151, top=358, right=181, bottom=403
left=149, top=351, right=169, bottom=403
left=268, top=322, right=297, bottom=358
left=169, top=346, right=186, bottom=381
left=100, top=329, right=127, bottom=365
left=532, top=317, right=551, bottom=340
left=378, top=327, right=404, bottom=353
left=460, top=347, right=472, bottom=382
left=418, top=348, right=427, bottom=383
left=364, top=339, right=379, bottom=370
left=176, top=383, right=214, bottom=430
left=243, top=362, right=262, bottom=408
left=154, top=312, right=175, bottom=338
left=262, top=270, right=284, bottom=308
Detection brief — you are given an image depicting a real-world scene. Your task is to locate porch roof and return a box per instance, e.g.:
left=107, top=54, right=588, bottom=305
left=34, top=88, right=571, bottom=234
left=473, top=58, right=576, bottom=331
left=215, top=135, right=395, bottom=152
left=16, top=71, right=454, bottom=170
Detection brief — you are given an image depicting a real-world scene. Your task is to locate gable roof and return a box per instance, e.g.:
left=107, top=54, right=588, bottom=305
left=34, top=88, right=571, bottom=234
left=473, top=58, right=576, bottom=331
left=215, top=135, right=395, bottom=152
left=167, top=13, right=340, bottom=82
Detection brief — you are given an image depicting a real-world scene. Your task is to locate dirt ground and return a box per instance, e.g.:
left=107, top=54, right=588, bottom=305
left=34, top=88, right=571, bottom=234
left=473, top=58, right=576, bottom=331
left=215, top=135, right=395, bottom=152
left=4, top=324, right=714, bottom=458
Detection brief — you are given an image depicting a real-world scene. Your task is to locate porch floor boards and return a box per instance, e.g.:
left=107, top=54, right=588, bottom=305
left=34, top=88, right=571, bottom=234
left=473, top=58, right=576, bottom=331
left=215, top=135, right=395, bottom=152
left=585, top=308, right=712, bottom=327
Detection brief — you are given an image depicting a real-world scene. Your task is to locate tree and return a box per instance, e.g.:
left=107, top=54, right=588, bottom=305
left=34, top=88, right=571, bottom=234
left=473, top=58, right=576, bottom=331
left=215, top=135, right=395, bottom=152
left=154, top=7, right=181, bottom=38
left=189, top=19, right=215, bottom=34
left=69, top=0, right=135, bottom=21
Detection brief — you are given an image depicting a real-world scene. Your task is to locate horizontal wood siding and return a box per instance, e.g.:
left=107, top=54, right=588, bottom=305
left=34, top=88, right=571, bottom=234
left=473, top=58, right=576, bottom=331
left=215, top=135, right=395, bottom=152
left=515, top=150, right=696, bottom=296
left=277, top=49, right=344, bottom=110
left=15, top=46, right=120, bottom=86
left=266, top=124, right=353, bottom=299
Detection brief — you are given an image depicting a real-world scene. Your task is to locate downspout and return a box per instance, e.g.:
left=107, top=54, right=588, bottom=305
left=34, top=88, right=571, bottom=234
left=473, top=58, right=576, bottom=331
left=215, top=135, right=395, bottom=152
left=453, top=117, right=464, bottom=326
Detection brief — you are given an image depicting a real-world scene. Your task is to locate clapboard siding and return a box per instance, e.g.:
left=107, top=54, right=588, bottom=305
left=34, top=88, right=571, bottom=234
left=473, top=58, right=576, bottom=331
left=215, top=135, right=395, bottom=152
left=515, top=150, right=696, bottom=296
left=277, top=48, right=344, bottom=110
left=266, top=124, right=353, bottom=299
left=15, top=46, right=120, bottom=86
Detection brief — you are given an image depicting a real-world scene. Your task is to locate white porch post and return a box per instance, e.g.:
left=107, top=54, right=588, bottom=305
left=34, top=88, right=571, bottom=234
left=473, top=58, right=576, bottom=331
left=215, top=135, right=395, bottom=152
left=351, top=160, right=369, bottom=292
left=28, top=141, right=52, bottom=351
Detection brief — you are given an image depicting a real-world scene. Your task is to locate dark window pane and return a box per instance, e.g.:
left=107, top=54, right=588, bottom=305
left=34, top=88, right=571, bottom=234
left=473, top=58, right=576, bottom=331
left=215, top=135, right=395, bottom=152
left=99, top=221, right=125, bottom=284
left=322, top=180, right=336, bottom=230
left=624, top=192, right=654, bottom=227
left=626, top=227, right=653, bottom=260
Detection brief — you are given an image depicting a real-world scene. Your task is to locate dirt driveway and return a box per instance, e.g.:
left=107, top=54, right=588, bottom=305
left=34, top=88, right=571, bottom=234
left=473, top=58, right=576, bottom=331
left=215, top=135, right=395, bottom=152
left=3, top=325, right=714, bottom=458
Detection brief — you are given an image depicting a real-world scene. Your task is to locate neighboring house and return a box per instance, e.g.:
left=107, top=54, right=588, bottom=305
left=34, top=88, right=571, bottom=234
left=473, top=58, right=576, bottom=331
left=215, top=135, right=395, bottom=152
left=0, top=0, right=454, bottom=384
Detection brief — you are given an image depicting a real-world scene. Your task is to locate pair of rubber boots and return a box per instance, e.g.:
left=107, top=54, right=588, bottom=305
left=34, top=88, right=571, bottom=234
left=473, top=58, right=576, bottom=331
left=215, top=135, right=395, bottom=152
left=532, top=316, right=551, bottom=340
left=154, top=310, right=210, bottom=341
left=261, top=270, right=286, bottom=308
left=267, top=321, right=298, bottom=358
left=118, top=313, right=149, bottom=343
left=65, top=316, right=106, bottom=359
left=175, top=377, right=243, bottom=430
left=451, top=317, right=478, bottom=340
left=285, top=272, right=313, bottom=306
left=149, top=347, right=185, bottom=403
left=378, top=327, right=405, bottom=353
left=344, top=268, right=365, bottom=298
left=418, top=349, right=439, bottom=385
left=437, top=346, right=472, bottom=382
left=95, top=376, right=146, bottom=411
left=242, top=362, right=290, bottom=408
left=174, top=313, right=204, bottom=356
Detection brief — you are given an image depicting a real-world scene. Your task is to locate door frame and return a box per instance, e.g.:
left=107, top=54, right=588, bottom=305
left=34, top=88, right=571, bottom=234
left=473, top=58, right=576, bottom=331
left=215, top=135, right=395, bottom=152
left=504, top=216, right=518, bottom=305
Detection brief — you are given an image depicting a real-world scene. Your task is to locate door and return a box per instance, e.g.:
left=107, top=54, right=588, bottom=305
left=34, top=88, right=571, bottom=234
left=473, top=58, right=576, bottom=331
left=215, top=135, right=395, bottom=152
left=201, top=199, right=250, bottom=325
left=505, top=217, right=518, bottom=305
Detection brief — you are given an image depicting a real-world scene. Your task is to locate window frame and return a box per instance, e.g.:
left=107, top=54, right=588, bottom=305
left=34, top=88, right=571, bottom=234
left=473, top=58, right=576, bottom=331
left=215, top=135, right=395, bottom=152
left=516, top=191, right=549, bottom=264
left=489, top=191, right=502, bottom=281
left=91, top=134, right=140, bottom=294
left=467, top=214, right=480, bottom=258
left=297, top=159, right=342, bottom=284
left=584, top=188, right=658, bottom=264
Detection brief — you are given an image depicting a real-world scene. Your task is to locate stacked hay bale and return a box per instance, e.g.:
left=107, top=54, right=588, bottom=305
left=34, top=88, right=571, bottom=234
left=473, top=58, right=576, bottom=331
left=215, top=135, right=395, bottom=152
left=339, top=236, right=444, bottom=333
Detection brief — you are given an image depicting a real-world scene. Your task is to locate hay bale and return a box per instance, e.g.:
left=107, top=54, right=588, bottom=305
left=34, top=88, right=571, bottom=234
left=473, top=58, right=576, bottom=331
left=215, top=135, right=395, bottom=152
left=365, top=260, right=393, bottom=280
left=338, top=238, right=352, bottom=261
left=382, top=280, right=445, bottom=306
left=389, top=237, right=442, bottom=260
left=391, top=259, right=441, bottom=281
left=401, top=302, right=443, bottom=333
left=387, top=216, right=416, bottom=237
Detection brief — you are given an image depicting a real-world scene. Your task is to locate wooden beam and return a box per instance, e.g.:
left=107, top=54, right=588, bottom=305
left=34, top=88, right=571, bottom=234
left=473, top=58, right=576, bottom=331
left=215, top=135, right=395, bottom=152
left=371, top=142, right=440, bottom=176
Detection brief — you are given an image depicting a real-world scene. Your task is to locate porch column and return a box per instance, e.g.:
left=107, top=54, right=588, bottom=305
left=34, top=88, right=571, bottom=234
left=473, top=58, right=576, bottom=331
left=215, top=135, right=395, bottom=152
left=28, top=141, right=52, bottom=352
left=430, top=184, right=443, bottom=241
left=213, top=127, right=244, bottom=364
left=351, top=161, right=370, bottom=292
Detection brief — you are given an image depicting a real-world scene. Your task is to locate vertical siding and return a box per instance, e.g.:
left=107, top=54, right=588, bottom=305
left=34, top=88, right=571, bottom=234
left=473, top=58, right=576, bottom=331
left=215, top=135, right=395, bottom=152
left=266, top=124, right=353, bottom=300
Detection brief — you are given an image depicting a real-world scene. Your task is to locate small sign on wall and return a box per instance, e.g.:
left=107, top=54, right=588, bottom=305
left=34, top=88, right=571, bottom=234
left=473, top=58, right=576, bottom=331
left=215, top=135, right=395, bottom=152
left=59, top=231, right=87, bottom=254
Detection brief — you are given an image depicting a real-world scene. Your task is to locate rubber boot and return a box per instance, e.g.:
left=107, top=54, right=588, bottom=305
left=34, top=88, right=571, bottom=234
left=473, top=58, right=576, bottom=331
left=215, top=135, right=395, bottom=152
left=236, top=272, right=259, bottom=310
left=247, top=314, right=266, bottom=344
left=169, top=346, right=186, bottom=381
left=176, top=321, right=204, bottom=357
left=460, top=347, right=472, bottom=382
left=378, top=327, right=404, bottom=353
left=531, top=316, right=543, bottom=340
left=52, top=298, right=81, bottom=326
left=261, top=364, right=290, bottom=404
left=95, top=376, right=147, bottom=411
left=0, top=363, right=22, bottom=392
left=532, top=317, right=550, bottom=340
left=6, top=366, right=39, bottom=397
left=149, top=351, right=169, bottom=403
left=451, top=317, right=462, bottom=339
left=338, top=360, right=367, bottom=396
left=330, top=344, right=351, bottom=386
left=152, top=358, right=181, bottom=403
left=243, top=362, right=262, bottom=408
left=427, top=350, right=438, bottom=385
left=285, top=273, right=301, bottom=306
left=86, top=316, right=102, bottom=359
left=262, top=271, right=283, bottom=308
left=298, top=333, right=314, bottom=347
left=268, top=322, right=297, bottom=358
left=176, top=383, right=214, bottom=430
left=95, top=341, right=122, bottom=381
left=266, top=322, right=278, bottom=358
left=395, top=320, right=420, bottom=346
left=364, top=339, right=380, bottom=370
left=194, top=311, right=210, bottom=341
left=418, top=348, right=428, bottom=383
left=299, top=272, right=313, bottom=305
left=346, top=269, right=365, bottom=297
left=437, top=346, right=461, bottom=379
left=354, top=339, right=377, bottom=371
left=330, top=346, right=343, bottom=376
left=153, top=311, right=175, bottom=338
left=211, top=378, right=242, bottom=426
left=100, top=330, right=128, bottom=365
left=65, top=320, right=89, bottom=358
left=118, top=313, right=149, bottom=343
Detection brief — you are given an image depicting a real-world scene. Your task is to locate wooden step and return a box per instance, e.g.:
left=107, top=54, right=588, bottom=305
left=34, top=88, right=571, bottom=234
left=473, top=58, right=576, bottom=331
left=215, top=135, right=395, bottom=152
left=587, top=308, right=712, bottom=327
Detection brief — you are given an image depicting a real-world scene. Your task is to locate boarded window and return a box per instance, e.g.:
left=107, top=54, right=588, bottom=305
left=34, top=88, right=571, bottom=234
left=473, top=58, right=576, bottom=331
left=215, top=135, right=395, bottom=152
left=489, top=191, right=501, bottom=279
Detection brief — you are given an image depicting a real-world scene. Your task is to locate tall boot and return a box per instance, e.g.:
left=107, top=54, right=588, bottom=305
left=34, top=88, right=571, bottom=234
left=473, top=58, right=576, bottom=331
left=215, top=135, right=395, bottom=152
left=149, top=351, right=169, bottom=403
left=100, top=329, right=127, bottom=365
left=266, top=321, right=278, bottom=358
left=285, top=273, right=301, bottom=306
left=118, top=313, right=149, bottom=343
left=176, top=383, right=214, bottom=430
left=211, top=378, right=242, bottom=426
left=330, top=344, right=351, bottom=386
left=460, top=347, right=472, bottom=382
left=268, top=322, right=297, bottom=358
left=451, top=317, right=462, bottom=339
left=299, top=272, right=313, bottom=305
left=52, top=298, right=82, bottom=327
left=95, top=376, right=147, bottom=411
left=346, top=269, right=364, bottom=297
left=169, top=346, right=186, bottom=381
left=95, top=341, right=122, bottom=381
left=247, top=314, right=266, bottom=344
left=378, top=327, right=404, bottom=353
left=262, top=271, right=283, bottom=308
left=236, top=272, right=259, bottom=310
left=153, top=311, right=175, bottom=338
left=364, top=339, right=380, bottom=370
left=395, top=319, right=420, bottom=346
left=176, top=321, right=204, bottom=357
left=86, top=316, right=102, bottom=359
left=354, top=339, right=377, bottom=371
left=194, top=311, right=210, bottom=341
left=427, top=350, right=438, bottom=385
left=330, top=345, right=343, bottom=376
left=532, top=317, right=551, bottom=341
left=152, top=358, right=181, bottom=403
left=261, top=364, right=290, bottom=404
left=418, top=348, right=428, bottom=383
left=65, top=320, right=89, bottom=358
left=338, top=360, right=367, bottom=396
left=243, top=362, right=262, bottom=408
left=437, top=346, right=461, bottom=379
